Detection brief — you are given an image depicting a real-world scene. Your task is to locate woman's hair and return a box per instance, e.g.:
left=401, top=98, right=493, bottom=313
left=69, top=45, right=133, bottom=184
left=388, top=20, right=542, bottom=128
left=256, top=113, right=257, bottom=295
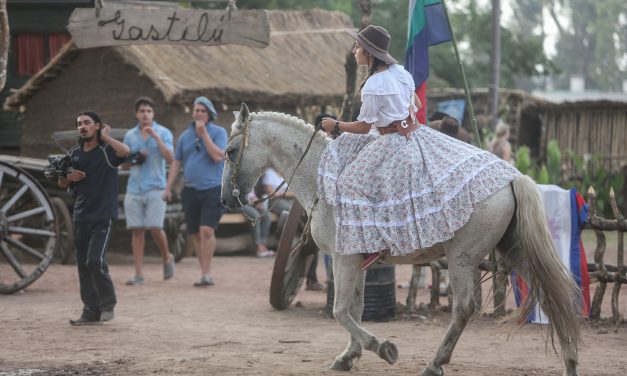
left=359, top=55, right=388, bottom=90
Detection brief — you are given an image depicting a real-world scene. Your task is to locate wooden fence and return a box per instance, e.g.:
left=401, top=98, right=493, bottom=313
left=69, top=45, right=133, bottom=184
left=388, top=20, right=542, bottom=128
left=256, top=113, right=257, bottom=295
left=404, top=186, right=626, bottom=322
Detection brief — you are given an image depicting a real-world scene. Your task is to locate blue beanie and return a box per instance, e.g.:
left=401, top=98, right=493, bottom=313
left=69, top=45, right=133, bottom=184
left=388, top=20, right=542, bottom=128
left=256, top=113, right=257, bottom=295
left=193, top=96, right=217, bottom=121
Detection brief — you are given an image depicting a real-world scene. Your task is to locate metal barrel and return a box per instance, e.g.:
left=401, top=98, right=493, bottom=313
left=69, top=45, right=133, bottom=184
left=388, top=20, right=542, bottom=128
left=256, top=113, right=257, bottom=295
left=326, top=263, right=396, bottom=321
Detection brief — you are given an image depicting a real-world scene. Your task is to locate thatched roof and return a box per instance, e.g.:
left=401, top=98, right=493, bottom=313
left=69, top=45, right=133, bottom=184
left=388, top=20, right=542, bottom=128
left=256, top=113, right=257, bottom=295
left=5, top=9, right=357, bottom=110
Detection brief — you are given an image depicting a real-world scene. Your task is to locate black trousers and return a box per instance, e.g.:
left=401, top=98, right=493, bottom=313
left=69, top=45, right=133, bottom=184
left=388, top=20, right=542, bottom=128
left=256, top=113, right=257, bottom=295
left=74, top=219, right=117, bottom=320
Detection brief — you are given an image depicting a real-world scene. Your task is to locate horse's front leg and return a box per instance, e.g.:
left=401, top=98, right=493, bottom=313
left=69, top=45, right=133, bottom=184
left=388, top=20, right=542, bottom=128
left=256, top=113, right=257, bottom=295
left=330, top=253, right=398, bottom=371
left=330, top=258, right=364, bottom=371
left=422, top=249, right=478, bottom=376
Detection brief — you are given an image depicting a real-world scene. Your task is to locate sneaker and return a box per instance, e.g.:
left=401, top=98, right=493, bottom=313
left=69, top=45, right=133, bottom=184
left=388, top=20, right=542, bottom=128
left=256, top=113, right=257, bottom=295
left=126, top=276, right=144, bottom=286
left=100, top=310, right=114, bottom=322
left=305, top=282, right=324, bottom=291
left=193, top=275, right=214, bottom=287
left=69, top=316, right=101, bottom=326
left=256, top=250, right=275, bottom=258
left=164, top=256, right=175, bottom=280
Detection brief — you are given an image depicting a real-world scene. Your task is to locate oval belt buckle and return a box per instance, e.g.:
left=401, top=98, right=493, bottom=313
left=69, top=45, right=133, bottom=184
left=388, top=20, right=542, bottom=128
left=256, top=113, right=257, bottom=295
left=400, top=120, right=409, bottom=129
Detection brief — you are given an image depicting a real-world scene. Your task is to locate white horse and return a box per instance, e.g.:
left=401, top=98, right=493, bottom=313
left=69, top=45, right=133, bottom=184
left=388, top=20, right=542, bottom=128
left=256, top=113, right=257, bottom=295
left=221, top=104, right=582, bottom=376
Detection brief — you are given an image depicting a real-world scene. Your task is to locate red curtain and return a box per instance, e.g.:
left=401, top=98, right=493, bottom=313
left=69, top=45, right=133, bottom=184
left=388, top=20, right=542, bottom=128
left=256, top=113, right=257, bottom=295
left=15, top=33, right=45, bottom=76
left=48, top=33, right=71, bottom=58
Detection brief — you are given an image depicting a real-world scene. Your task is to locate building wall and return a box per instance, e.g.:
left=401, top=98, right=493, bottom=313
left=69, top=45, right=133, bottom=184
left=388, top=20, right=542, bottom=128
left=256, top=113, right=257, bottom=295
left=20, top=48, right=177, bottom=158
left=0, top=1, right=90, bottom=154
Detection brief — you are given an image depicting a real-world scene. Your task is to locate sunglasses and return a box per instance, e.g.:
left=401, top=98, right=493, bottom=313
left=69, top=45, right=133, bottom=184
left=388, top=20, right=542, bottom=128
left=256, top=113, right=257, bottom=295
left=195, top=138, right=201, bottom=152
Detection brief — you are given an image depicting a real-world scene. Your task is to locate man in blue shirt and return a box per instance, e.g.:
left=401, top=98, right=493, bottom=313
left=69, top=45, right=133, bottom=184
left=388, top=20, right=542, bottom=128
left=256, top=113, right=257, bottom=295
left=58, top=111, right=130, bottom=325
left=123, top=97, right=175, bottom=285
left=164, top=96, right=227, bottom=287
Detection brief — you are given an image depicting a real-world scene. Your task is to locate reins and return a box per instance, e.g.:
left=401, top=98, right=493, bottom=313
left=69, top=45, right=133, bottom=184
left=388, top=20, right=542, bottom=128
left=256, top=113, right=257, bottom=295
left=225, top=114, right=322, bottom=230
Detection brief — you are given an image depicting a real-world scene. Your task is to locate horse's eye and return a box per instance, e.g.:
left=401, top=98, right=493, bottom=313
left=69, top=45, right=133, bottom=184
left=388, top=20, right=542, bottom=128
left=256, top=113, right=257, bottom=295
left=226, top=147, right=236, bottom=160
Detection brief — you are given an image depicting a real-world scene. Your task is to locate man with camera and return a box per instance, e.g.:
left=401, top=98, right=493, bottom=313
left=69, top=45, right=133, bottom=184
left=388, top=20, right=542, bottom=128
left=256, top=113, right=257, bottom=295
left=122, top=97, right=175, bottom=286
left=58, top=111, right=130, bottom=325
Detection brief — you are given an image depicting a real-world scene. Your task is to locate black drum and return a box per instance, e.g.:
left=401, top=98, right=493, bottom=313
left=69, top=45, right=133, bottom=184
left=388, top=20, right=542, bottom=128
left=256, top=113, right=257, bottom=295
left=327, top=262, right=396, bottom=321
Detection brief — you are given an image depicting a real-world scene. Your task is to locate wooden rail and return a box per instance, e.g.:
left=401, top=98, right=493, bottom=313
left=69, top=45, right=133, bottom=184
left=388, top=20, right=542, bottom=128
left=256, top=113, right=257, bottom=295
left=585, top=187, right=626, bottom=322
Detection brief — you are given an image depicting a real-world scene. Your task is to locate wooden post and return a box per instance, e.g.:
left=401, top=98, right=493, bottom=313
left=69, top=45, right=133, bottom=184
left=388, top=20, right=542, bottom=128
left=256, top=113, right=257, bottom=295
left=429, top=264, right=441, bottom=308
left=405, top=264, right=422, bottom=311
left=609, top=188, right=624, bottom=322
left=0, top=0, right=9, bottom=91
left=588, top=187, right=608, bottom=320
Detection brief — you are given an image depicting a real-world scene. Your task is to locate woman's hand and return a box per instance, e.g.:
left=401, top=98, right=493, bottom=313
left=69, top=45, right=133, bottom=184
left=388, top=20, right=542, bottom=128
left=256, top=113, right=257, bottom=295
left=320, top=117, right=337, bottom=136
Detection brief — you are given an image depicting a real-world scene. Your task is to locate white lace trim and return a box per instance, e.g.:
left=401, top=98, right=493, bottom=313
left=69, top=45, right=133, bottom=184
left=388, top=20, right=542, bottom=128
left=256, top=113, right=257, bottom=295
left=319, top=149, right=494, bottom=208
left=337, top=160, right=513, bottom=227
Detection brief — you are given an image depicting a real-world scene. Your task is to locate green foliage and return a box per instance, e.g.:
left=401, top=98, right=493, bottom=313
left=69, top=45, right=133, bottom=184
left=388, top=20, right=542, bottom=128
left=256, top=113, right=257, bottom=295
left=430, top=1, right=556, bottom=88
left=515, top=146, right=532, bottom=175
left=516, top=140, right=624, bottom=216
left=564, top=151, right=624, bottom=217
left=549, top=0, right=627, bottom=91
left=536, top=166, right=550, bottom=185
left=546, top=140, right=561, bottom=183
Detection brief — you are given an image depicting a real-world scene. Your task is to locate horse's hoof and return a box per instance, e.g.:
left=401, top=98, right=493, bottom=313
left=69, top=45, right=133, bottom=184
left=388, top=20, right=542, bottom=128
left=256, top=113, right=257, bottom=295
left=329, top=357, right=352, bottom=371
left=378, top=340, right=398, bottom=364
left=421, top=363, right=444, bottom=376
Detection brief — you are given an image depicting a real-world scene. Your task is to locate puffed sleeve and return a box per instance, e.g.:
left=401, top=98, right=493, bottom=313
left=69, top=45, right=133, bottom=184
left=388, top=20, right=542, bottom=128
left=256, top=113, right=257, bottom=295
left=357, top=93, right=381, bottom=124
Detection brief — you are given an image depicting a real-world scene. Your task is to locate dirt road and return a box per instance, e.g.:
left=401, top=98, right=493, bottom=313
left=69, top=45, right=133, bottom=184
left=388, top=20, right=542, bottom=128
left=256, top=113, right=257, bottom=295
left=1, top=254, right=626, bottom=376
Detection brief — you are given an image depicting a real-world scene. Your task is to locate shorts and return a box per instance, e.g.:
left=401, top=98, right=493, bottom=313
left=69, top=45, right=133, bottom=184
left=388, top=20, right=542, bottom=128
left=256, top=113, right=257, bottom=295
left=124, top=190, right=166, bottom=229
left=181, top=186, right=224, bottom=234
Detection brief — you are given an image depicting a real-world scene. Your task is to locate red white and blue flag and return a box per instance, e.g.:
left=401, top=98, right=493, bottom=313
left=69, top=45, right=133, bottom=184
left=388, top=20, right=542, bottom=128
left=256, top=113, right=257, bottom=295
left=405, top=0, right=452, bottom=124
left=512, top=185, right=591, bottom=323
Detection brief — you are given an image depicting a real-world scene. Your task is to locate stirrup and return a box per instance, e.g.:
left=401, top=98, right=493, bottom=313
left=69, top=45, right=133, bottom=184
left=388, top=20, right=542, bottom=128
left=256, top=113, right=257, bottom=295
left=361, top=250, right=388, bottom=270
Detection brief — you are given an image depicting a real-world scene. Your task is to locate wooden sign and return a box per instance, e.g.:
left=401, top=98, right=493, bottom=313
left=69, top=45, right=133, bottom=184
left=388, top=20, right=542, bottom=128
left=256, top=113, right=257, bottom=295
left=68, top=7, right=270, bottom=49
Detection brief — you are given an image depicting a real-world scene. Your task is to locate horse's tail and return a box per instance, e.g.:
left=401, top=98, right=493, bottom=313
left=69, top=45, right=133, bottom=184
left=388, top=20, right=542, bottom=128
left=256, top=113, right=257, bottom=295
left=511, top=175, right=582, bottom=355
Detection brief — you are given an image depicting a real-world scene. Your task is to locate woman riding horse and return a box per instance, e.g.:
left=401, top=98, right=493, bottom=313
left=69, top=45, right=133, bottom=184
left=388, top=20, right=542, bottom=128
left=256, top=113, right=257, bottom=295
left=221, top=25, right=582, bottom=376
left=318, top=25, right=520, bottom=263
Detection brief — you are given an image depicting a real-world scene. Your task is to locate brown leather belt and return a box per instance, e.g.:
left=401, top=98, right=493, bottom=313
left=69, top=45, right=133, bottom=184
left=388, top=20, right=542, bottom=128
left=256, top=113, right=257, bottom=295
left=376, top=115, right=419, bottom=137
left=377, top=121, right=403, bottom=135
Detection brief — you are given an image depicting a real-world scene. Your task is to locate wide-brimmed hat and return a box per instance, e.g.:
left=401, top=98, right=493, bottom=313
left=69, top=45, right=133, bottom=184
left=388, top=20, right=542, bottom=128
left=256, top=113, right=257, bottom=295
left=346, top=25, right=398, bottom=65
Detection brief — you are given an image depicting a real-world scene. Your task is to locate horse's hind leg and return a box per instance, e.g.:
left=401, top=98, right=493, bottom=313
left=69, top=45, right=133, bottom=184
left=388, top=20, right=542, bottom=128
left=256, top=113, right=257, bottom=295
left=422, top=249, right=479, bottom=376
left=330, top=253, right=398, bottom=371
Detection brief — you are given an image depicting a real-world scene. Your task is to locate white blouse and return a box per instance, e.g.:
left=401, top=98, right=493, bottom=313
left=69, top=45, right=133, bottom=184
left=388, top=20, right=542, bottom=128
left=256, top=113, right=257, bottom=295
left=357, top=64, right=418, bottom=128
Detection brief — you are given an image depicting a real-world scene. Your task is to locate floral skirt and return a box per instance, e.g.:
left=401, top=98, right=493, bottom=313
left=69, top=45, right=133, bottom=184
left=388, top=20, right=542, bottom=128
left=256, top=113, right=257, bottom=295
left=317, top=126, right=521, bottom=256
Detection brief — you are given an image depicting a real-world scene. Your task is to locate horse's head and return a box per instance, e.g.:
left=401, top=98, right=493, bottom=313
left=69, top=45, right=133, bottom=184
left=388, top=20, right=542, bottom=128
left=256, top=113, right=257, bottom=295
left=221, top=103, right=267, bottom=210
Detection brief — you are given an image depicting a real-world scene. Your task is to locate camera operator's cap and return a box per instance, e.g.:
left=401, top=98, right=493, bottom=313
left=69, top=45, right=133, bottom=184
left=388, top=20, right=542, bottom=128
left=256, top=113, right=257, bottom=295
left=193, top=96, right=217, bottom=120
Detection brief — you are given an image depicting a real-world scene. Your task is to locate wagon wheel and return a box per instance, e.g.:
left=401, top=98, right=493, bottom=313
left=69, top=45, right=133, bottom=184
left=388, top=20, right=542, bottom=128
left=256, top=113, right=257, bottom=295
left=51, top=197, right=75, bottom=264
left=165, top=216, right=186, bottom=263
left=269, top=200, right=317, bottom=310
left=0, top=161, right=58, bottom=294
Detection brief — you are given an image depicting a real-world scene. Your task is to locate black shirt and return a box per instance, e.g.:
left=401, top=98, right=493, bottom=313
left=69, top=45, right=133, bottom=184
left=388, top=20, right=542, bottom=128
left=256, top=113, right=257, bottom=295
left=68, top=142, right=125, bottom=222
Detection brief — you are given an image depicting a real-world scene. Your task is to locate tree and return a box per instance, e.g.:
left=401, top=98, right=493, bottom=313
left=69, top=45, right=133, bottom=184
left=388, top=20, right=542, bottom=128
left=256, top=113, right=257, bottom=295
left=547, top=0, right=627, bottom=91
left=429, top=0, right=554, bottom=89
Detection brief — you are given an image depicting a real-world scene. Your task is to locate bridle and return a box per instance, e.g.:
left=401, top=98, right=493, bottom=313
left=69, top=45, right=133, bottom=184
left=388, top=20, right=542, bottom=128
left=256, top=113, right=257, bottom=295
left=225, top=114, right=321, bottom=228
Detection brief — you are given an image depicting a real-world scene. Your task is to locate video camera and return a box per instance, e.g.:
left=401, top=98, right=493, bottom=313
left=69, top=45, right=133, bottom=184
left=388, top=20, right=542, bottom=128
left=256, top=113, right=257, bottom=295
left=127, top=151, right=146, bottom=166
left=43, top=154, right=73, bottom=180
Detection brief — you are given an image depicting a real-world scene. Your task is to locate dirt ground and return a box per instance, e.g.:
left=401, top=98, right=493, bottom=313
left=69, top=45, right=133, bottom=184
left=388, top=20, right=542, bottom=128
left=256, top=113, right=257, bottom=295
left=1, top=251, right=626, bottom=376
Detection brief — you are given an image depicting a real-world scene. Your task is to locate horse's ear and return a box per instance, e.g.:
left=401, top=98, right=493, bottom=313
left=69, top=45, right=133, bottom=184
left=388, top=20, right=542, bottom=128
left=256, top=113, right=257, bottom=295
left=238, top=102, right=250, bottom=124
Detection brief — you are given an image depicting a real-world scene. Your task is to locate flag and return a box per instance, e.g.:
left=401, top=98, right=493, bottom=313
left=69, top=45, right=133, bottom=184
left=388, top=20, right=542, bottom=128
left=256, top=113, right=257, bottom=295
left=405, top=0, right=452, bottom=124
left=512, top=185, right=591, bottom=324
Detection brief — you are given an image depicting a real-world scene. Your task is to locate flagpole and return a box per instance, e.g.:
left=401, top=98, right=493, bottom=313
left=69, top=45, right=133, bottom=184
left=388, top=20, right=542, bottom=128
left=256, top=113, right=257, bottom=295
left=440, top=0, right=482, bottom=148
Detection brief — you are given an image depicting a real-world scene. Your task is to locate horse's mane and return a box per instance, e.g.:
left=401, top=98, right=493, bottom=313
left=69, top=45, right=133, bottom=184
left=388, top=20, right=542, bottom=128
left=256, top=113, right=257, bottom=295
left=250, top=111, right=329, bottom=143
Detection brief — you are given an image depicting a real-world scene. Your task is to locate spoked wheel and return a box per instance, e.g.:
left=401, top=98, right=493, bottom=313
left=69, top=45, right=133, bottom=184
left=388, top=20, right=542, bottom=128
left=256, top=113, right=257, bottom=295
left=269, top=200, right=317, bottom=310
left=51, top=197, right=75, bottom=264
left=0, top=161, right=58, bottom=294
